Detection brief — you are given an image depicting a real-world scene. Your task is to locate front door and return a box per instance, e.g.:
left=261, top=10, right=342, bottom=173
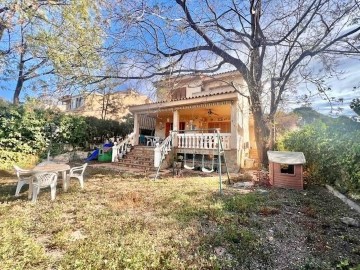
left=179, top=122, right=185, bottom=132
left=165, top=123, right=173, bottom=137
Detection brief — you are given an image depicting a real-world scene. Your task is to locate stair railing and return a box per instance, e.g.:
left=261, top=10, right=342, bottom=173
left=154, top=132, right=174, bottom=180
left=111, top=132, right=135, bottom=162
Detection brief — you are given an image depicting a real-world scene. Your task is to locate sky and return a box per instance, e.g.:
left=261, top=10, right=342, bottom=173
left=0, top=0, right=359, bottom=117
left=303, top=58, right=360, bottom=116
left=1, top=58, right=358, bottom=117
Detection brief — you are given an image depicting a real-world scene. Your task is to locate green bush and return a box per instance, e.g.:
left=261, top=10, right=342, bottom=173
left=0, top=101, right=133, bottom=169
left=279, top=119, right=360, bottom=193
left=0, top=150, right=39, bottom=171
left=85, top=113, right=133, bottom=142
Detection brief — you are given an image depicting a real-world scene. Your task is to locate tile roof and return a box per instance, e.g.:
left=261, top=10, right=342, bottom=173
left=150, top=88, right=236, bottom=105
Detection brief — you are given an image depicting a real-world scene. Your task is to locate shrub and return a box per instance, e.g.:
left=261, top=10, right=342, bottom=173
left=0, top=101, right=131, bottom=168
left=0, top=150, right=39, bottom=171
left=279, top=119, right=360, bottom=193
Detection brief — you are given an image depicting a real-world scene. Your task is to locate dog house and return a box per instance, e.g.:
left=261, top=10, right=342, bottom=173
left=267, top=151, right=306, bottom=190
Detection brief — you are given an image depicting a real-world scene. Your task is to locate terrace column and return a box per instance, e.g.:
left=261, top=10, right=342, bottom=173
left=230, top=101, right=239, bottom=149
left=133, top=113, right=139, bottom=146
left=173, top=110, right=179, bottom=147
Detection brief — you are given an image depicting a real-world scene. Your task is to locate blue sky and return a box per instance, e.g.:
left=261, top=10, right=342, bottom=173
left=0, top=0, right=359, bottom=117
left=1, top=58, right=358, bottom=116
left=302, top=58, right=360, bottom=116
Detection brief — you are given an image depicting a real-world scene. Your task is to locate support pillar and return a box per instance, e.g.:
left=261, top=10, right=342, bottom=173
left=230, top=102, right=239, bottom=149
left=173, top=110, right=179, bottom=147
left=133, top=113, right=139, bottom=146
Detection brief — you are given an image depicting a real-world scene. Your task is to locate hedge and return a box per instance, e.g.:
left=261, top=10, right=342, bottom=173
left=0, top=101, right=134, bottom=171
left=278, top=119, right=360, bottom=194
left=0, top=150, right=39, bottom=171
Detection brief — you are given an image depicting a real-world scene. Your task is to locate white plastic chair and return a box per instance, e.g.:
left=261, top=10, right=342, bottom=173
left=146, top=137, right=153, bottom=146
left=32, top=172, right=58, bottom=203
left=67, top=163, right=88, bottom=189
left=13, top=165, right=33, bottom=199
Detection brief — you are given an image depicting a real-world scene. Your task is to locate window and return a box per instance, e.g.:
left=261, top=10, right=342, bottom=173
left=75, top=97, right=83, bottom=108
left=69, top=97, right=84, bottom=110
left=171, top=87, right=186, bottom=100
left=280, top=164, right=295, bottom=174
left=243, top=142, right=249, bottom=149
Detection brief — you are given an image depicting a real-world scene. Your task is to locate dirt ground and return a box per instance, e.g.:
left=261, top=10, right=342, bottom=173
left=0, top=166, right=359, bottom=269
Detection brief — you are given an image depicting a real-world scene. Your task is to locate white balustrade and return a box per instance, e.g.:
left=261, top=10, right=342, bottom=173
left=154, top=133, right=173, bottom=167
left=176, top=133, right=231, bottom=150
left=112, top=132, right=135, bottom=162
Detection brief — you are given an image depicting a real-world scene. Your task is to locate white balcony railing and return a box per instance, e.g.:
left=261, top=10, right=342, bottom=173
left=176, top=133, right=231, bottom=150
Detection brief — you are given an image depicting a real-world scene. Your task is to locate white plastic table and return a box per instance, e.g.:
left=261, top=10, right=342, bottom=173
left=32, top=163, right=71, bottom=192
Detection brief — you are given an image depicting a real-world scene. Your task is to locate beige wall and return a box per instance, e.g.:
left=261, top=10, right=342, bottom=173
left=133, top=71, right=254, bottom=171
left=156, top=72, right=247, bottom=102
left=62, top=91, right=149, bottom=121
left=154, top=122, right=166, bottom=138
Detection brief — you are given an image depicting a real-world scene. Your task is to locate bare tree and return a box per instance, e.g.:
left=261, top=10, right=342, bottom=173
left=0, top=1, right=104, bottom=104
left=97, top=0, right=360, bottom=164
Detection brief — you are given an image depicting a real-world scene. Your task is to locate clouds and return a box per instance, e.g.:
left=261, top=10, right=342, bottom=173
left=291, top=57, right=360, bottom=116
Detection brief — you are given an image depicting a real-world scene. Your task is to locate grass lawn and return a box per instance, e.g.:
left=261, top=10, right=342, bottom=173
left=1, top=167, right=360, bottom=270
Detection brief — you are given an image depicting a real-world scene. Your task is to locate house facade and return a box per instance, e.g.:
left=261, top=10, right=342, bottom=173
left=60, top=89, right=150, bottom=121
left=129, top=71, right=258, bottom=172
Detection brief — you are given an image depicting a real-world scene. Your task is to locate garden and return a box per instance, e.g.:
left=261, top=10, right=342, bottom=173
left=1, top=168, right=360, bottom=269
left=1, top=102, right=360, bottom=269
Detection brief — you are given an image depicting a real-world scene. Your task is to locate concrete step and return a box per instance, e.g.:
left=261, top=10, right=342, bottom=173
left=122, top=156, right=154, bottom=162
left=115, top=146, right=156, bottom=170
left=117, top=162, right=155, bottom=170
left=127, top=149, right=154, bottom=155
left=122, top=154, right=153, bottom=159
left=124, top=151, right=153, bottom=156
left=118, top=159, right=153, bottom=166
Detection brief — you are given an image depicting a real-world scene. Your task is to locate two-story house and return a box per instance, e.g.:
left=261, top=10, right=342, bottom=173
left=60, top=89, right=151, bottom=121
left=128, top=71, right=258, bottom=172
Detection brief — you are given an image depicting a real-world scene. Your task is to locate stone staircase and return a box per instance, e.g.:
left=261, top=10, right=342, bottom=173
left=117, top=146, right=155, bottom=171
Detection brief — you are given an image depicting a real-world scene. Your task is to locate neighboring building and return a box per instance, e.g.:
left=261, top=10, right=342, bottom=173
left=129, top=71, right=259, bottom=172
left=60, top=89, right=150, bottom=121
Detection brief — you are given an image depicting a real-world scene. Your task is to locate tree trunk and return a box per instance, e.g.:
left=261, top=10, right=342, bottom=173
left=268, top=117, right=275, bottom=150
left=248, top=83, right=271, bottom=167
left=13, top=43, right=25, bottom=105
left=13, top=60, right=25, bottom=105
left=252, top=108, right=270, bottom=167
left=13, top=74, right=24, bottom=105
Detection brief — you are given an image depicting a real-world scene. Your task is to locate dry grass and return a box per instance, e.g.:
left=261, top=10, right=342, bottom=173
left=0, top=166, right=360, bottom=269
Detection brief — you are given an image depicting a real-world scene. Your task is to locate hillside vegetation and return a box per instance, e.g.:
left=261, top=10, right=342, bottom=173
left=279, top=108, right=360, bottom=196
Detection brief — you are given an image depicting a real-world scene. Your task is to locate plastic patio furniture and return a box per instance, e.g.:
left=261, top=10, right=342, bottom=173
left=14, top=165, right=34, bottom=199
left=36, top=160, right=56, bottom=167
left=31, top=172, right=58, bottom=203
left=67, top=163, right=88, bottom=189
left=146, top=136, right=153, bottom=146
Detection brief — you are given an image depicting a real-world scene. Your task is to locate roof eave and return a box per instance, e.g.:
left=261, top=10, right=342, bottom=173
left=129, top=92, right=238, bottom=113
